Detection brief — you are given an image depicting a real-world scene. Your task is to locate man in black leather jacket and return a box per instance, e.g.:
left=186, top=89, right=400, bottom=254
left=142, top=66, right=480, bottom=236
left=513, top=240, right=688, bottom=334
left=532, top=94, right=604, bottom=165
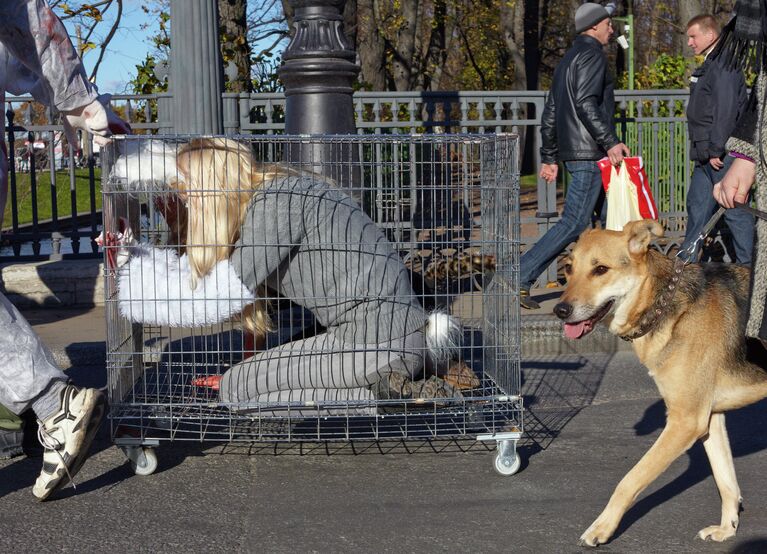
left=520, top=2, right=629, bottom=309
left=680, top=14, right=753, bottom=263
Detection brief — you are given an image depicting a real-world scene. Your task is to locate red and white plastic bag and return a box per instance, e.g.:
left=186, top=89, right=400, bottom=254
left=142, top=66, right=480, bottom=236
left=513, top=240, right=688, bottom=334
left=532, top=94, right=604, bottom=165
left=597, top=156, right=658, bottom=231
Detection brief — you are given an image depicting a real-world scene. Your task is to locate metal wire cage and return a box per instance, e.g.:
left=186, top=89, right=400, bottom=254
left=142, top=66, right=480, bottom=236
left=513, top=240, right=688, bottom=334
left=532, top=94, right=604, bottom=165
left=101, top=134, right=522, bottom=476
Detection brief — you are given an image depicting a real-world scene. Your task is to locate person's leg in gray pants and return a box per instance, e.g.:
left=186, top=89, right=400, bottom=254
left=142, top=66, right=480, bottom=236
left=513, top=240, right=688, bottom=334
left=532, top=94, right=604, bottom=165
left=218, top=329, right=425, bottom=406
left=0, top=293, right=67, bottom=421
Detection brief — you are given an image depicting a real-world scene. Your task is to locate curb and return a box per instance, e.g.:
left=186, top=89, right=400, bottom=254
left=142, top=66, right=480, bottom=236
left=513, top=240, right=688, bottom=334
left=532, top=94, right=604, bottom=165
left=50, top=342, right=108, bottom=369
left=520, top=313, right=629, bottom=355
left=45, top=316, right=628, bottom=369
left=3, top=259, right=627, bottom=367
left=0, top=258, right=104, bottom=308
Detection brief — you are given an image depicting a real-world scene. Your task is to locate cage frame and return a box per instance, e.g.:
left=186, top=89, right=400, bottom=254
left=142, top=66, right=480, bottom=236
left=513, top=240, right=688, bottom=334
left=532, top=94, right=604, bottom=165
left=101, top=133, right=523, bottom=476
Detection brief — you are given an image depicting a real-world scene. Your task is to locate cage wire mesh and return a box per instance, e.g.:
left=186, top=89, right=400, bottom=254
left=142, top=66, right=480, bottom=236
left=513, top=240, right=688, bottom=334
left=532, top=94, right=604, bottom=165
left=101, top=134, right=521, bottom=445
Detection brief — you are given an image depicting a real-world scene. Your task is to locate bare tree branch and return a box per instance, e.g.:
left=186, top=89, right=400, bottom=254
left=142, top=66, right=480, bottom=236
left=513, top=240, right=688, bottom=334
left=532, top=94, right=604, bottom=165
left=458, top=26, right=486, bottom=90
left=89, top=0, right=123, bottom=81
left=82, top=0, right=113, bottom=45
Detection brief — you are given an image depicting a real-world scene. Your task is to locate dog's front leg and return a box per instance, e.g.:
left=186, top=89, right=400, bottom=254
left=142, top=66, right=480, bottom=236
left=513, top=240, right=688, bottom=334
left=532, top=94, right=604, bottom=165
left=698, top=412, right=741, bottom=542
left=580, top=415, right=706, bottom=546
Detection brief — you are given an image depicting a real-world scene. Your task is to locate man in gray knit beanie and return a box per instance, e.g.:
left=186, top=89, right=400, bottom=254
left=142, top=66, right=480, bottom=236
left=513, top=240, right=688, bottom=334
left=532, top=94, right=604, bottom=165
left=575, top=3, right=610, bottom=33
left=520, top=1, right=629, bottom=309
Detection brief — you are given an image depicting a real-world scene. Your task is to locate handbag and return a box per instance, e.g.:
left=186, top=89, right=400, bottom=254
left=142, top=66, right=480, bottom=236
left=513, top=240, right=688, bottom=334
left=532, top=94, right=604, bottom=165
left=598, top=156, right=658, bottom=231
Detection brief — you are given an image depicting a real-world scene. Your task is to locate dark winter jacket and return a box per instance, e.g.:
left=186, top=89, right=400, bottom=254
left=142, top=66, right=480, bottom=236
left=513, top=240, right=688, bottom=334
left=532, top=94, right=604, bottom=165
left=540, top=34, right=620, bottom=163
left=687, top=55, right=747, bottom=164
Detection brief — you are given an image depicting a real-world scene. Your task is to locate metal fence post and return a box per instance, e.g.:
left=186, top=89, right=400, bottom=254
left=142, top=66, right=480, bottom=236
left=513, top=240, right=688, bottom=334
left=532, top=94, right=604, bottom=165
left=4, top=107, right=20, bottom=257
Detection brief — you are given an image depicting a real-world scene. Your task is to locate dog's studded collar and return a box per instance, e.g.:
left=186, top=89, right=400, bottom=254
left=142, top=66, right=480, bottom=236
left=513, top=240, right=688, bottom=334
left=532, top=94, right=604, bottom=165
left=619, top=257, right=686, bottom=342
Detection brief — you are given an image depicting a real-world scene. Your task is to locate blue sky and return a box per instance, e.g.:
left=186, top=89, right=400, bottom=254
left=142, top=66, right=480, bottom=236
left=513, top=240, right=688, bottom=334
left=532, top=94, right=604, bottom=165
left=63, top=3, right=156, bottom=94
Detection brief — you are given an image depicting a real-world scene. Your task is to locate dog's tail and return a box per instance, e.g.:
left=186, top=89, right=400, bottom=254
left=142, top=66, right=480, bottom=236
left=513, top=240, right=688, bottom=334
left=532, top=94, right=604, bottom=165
left=110, top=139, right=179, bottom=191
left=424, top=311, right=462, bottom=362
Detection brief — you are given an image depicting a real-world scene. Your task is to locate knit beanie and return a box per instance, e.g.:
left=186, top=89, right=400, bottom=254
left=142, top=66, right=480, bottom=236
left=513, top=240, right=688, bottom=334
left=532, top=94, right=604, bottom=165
left=574, top=3, right=610, bottom=33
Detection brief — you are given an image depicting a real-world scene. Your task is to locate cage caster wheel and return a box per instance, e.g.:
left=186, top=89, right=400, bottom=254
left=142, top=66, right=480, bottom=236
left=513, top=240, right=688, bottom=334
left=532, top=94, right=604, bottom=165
left=493, top=439, right=521, bottom=476
left=123, top=446, right=158, bottom=476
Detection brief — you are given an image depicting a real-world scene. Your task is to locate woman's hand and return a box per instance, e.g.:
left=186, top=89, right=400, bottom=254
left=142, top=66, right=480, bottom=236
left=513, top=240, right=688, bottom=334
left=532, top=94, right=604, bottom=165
left=191, top=375, right=222, bottom=391
left=95, top=217, right=135, bottom=269
left=713, top=157, right=756, bottom=208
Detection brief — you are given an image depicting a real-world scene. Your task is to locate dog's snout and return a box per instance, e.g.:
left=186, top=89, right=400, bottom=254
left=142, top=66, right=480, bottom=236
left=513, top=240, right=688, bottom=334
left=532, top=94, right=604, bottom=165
left=553, top=302, right=573, bottom=320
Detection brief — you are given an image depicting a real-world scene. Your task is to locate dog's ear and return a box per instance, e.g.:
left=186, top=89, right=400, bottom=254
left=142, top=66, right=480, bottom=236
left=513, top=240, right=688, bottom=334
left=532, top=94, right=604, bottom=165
left=625, top=219, right=664, bottom=255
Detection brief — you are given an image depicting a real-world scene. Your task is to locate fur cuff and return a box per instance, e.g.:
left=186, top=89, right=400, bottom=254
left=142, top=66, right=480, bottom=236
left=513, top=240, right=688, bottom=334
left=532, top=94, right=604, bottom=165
left=118, top=246, right=255, bottom=327
left=110, top=139, right=179, bottom=192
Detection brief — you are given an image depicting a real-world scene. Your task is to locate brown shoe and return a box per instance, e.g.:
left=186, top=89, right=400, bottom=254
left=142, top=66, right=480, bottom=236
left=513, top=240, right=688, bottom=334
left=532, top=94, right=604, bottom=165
left=372, top=374, right=462, bottom=402
left=371, top=372, right=413, bottom=400
left=411, top=375, right=462, bottom=399
left=439, top=360, right=480, bottom=390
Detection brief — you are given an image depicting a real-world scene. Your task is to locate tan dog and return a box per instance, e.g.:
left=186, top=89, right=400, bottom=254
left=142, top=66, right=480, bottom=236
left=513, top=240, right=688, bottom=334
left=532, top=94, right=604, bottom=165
left=553, top=219, right=767, bottom=546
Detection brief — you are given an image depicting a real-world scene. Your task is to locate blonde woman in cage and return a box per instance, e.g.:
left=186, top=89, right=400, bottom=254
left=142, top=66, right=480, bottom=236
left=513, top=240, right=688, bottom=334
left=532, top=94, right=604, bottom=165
left=112, top=138, right=463, bottom=408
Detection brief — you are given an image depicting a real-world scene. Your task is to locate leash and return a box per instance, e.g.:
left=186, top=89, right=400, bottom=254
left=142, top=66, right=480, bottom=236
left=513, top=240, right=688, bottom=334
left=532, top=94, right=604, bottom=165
left=620, top=207, right=726, bottom=342
left=621, top=202, right=764, bottom=342
left=734, top=201, right=767, bottom=221
left=675, top=206, right=726, bottom=263
left=677, top=202, right=766, bottom=263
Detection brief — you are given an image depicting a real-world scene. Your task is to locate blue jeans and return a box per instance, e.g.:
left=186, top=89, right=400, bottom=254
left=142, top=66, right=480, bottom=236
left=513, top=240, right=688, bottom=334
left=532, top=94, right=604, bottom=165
left=520, top=160, right=604, bottom=289
left=681, top=156, right=754, bottom=264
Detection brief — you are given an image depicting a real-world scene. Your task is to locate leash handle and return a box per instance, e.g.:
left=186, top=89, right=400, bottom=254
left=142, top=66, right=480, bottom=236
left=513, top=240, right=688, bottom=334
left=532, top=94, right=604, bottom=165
left=676, top=207, right=726, bottom=263
left=675, top=203, right=764, bottom=264
left=734, top=201, right=767, bottom=220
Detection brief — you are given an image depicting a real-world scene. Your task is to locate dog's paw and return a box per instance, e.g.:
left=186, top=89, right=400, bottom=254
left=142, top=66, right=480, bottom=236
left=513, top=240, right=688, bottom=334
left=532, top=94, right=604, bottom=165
left=579, top=518, right=616, bottom=547
left=697, top=523, right=737, bottom=542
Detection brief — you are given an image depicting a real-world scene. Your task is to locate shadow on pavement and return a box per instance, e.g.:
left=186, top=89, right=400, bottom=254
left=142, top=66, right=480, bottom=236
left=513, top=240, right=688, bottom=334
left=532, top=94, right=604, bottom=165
left=607, top=398, right=767, bottom=542
left=520, top=346, right=615, bottom=459
left=729, top=538, right=767, bottom=553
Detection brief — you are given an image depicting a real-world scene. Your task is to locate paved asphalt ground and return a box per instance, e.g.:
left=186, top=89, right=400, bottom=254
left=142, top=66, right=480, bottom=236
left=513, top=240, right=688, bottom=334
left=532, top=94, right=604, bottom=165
left=2, top=289, right=767, bottom=553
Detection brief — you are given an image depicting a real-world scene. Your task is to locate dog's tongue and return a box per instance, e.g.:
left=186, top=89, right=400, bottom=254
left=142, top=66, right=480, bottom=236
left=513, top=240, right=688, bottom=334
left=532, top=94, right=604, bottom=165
left=564, top=320, right=592, bottom=339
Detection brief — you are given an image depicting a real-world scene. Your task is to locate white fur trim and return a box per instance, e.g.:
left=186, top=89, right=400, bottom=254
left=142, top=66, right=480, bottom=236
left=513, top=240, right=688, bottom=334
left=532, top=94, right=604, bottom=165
left=118, top=246, right=255, bottom=326
left=424, top=311, right=462, bottom=362
left=110, top=139, right=178, bottom=191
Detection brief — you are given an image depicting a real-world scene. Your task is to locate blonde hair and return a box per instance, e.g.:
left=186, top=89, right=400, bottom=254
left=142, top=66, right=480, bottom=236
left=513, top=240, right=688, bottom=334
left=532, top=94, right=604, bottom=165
left=174, top=137, right=286, bottom=337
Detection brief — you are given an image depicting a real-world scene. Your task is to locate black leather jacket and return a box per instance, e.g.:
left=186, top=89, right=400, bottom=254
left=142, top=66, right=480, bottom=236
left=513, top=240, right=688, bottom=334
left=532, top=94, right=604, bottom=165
left=686, top=55, right=747, bottom=164
left=540, top=35, right=619, bottom=164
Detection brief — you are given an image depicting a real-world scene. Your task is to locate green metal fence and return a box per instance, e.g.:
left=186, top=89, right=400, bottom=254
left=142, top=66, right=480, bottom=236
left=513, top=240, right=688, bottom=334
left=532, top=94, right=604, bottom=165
left=3, top=89, right=692, bottom=264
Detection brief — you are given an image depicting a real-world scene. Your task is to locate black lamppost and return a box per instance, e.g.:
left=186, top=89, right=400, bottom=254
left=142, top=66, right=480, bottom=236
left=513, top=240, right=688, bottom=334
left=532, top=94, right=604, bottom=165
left=278, top=0, right=360, bottom=190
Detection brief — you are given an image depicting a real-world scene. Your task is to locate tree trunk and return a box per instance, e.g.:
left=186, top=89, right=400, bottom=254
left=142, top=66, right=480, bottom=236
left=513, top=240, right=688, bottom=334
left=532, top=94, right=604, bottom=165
left=343, top=0, right=357, bottom=50
left=422, top=0, right=448, bottom=90
left=219, top=0, right=252, bottom=92
left=391, top=1, right=419, bottom=91
left=499, top=0, right=527, bottom=91
left=357, top=0, right=386, bottom=90
left=524, top=0, right=541, bottom=91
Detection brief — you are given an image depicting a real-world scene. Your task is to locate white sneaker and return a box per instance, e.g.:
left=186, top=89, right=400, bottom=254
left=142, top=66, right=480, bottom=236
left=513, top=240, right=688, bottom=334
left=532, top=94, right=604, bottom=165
left=32, top=385, right=105, bottom=501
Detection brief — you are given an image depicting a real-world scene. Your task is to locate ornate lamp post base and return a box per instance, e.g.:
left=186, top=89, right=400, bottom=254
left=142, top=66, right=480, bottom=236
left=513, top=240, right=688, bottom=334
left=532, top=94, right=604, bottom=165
left=278, top=0, right=361, bottom=193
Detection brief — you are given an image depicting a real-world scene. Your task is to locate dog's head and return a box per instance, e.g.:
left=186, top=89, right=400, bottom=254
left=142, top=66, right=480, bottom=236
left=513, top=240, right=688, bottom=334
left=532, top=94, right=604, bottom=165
left=553, top=219, right=664, bottom=339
